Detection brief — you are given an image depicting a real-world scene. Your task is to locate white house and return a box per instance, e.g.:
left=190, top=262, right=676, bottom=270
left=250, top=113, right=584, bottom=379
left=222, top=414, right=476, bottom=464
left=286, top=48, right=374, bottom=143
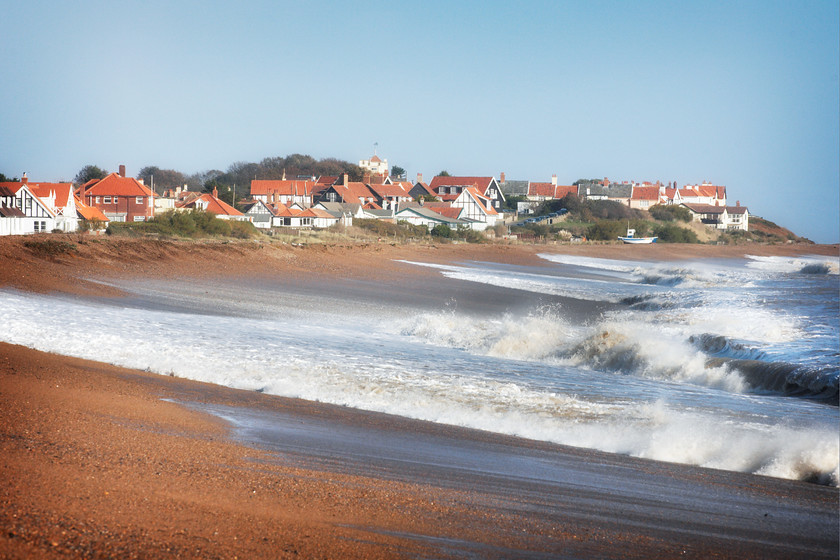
left=450, top=187, right=499, bottom=231
left=681, top=203, right=749, bottom=231
left=0, top=181, right=58, bottom=235
left=394, top=206, right=468, bottom=231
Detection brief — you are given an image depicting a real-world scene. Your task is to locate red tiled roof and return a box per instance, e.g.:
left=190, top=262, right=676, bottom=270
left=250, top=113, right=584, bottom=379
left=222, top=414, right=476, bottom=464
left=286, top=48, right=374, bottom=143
left=368, top=182, right=410, bottom=198
left=75, top=197, right=109, bottom=222
left=0, top=184, right=22, bottom=196
left=369, top=155, right=381, bottom=163
left=425, top=205, right=462, bottom=220
left=315, top=176, right=338, bottom=186
left=631, top=186, right=660, bottom=200
left=554, top=185, right=577, bottom=199
left=177, top=193, right=243, bottom=216
left=250, top=180, right=314, bottom=197
left=528, top=182, right=555, bottom=197
left=26, top=182, right=75, bottom=208
left=333, top=182, right=376, bottom=203
left=429, top=176, right=494, bottom=192
left=298, top=207, right=335, bottom=219
left=84, top=173, right=154, bottom=197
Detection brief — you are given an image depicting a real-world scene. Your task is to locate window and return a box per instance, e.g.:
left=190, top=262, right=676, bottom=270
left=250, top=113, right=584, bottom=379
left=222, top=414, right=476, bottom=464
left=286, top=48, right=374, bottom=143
left=136, top=196, right=143, bottom=204
left=95, top=196, right=100, bottom=203
left=104, top=196, right=111, bottom=204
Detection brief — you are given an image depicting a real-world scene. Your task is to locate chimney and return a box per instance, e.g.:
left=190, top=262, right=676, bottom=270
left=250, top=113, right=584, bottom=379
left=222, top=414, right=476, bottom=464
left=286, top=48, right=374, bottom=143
left=500, top=172, right=505, bottom=184
left=736, top=200, right=740, bottom=207
left=119, top=164, right=126, bottom=177
left=343, top=173, right=348, bottom=186
left=212, top=186, right=218, bottom=198
left=416, top=172, right=423, bottom=183
left=551, top=174, right=557, bottom=186
left=21, top=172, right=28, bottom=184
left=363, top=172, right=371, bottom=184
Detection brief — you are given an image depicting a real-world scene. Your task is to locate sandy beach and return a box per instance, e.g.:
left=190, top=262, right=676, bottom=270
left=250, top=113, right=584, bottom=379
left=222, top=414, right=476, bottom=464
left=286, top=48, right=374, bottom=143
left=1, top=235, right=838, bottom=558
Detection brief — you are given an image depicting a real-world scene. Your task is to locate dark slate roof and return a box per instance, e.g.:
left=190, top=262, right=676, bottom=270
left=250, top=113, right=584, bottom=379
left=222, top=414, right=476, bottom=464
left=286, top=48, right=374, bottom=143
left=500, top=180, right=529, bottom=196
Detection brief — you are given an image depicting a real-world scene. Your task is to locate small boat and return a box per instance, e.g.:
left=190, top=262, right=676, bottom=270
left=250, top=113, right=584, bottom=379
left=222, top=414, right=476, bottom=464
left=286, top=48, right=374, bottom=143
left=618, top=228, right=657, bottom=244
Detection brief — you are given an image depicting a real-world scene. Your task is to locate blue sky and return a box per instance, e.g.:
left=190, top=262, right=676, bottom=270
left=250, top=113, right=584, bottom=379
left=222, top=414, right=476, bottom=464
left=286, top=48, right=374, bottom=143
left=2, top=0, right=838, bottom=242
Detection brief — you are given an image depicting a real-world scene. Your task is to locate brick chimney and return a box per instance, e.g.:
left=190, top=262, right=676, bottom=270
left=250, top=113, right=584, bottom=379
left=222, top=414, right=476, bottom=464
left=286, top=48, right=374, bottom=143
left=363, top=172, right=371, bottom=184
left=500, top=172, right=505, bottom=184
left=343, top=173, right=348, bottom=186
left=212, top=186, right=218, bottom=198
left=551, top=174, right=557, bottom=186
left=21, top=172, right=28, bottom=184
left=416, top=172, right=423, bottom=183
left=119, top=164, right=126, bottom=177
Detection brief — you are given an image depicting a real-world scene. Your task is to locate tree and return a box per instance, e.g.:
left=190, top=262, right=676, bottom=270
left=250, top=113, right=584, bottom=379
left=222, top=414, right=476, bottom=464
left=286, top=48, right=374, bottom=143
left=0, top=172, right=18, bottom=182
left=74, top=165, right=108, bottom=186
left=137, top=166, right=187, bottom=194
left=437, top=170, right=451, bottom=177
left=390, top=165, right=406, bottom=180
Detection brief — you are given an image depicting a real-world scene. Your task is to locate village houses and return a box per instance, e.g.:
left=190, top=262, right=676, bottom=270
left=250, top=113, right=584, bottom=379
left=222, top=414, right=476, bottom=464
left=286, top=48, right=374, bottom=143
left=0, top=155, right=750, bottom=236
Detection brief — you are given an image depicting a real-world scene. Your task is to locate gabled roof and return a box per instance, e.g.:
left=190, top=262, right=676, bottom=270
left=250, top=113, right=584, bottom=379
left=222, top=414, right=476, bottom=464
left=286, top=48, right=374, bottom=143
left=0, top=184, right=22, bottom=196
left=250, top=180, right=314, bottom=197
left=681, top=203, right=725, bottom=214
left=26, top=182, right=75, bottom=209
left=500, top=180, right=529, bottom=196
left=367, top=182, right=410, bottom=199
left=315, top=176, right=338, bottom=187
left=331, top=182, right=376, bottom=202
left=424, top=204, right=462, bottom=220
left=297, top=207, right=336, bottom=219
left=553, top=185, right=577, bottom=199
left=631, top=186, right=660, bottom=201
left=83, top=173, right=154, bottom=197
left=528, top=182, right=555, bottom=197
left=412, top=182, right=436, bottom=198
left=429, top=176, right=495, bottom=191
left=369, top=154, right=381, bottom=163
left=75, top=198, right=109, bottom=222
left=177, top=193, right=243, bottom=216
left=395, top=206, right=467, bottom=226
left=459, top=187, right=498, bottom=215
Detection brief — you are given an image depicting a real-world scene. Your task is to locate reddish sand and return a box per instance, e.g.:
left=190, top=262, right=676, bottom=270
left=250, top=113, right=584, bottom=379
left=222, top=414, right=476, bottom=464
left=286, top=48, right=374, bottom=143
left=1, top=235, right=838, bottom=558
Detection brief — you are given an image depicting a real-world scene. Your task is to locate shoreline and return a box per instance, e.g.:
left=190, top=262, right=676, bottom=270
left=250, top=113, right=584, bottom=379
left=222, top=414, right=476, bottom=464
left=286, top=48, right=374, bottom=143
left=2, top=236, right=839, bottom=557
left=2, top=342, right=838, bottom=559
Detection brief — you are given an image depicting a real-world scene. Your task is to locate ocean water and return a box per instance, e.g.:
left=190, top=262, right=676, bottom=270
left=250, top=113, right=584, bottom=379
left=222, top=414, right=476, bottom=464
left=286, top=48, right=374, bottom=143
left=3, top=252, right=838, bottom=485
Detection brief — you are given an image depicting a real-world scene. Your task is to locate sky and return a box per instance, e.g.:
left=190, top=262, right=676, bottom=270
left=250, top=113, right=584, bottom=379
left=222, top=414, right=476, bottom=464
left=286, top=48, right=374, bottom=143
left=2, top=0, right=838, bottom=242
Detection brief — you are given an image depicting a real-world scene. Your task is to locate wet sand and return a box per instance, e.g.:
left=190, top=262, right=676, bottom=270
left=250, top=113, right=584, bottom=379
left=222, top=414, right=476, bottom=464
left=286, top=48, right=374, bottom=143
left=1, top=236, right=838, bottom=558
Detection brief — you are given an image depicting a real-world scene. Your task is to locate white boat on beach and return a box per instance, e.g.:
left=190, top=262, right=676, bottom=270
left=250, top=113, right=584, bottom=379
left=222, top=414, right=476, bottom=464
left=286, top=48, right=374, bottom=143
left=618, top=228, right=657, bottom=244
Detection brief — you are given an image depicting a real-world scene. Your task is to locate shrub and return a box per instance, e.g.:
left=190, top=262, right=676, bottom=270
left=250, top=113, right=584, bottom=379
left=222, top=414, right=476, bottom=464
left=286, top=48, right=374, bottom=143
left=23, top=239, right=77, bottom=258
left=652, top=223, right=700, bottom=243
left=649, top=204, right=691, bottom=222
left=586, top=220, right=625, bottom=241
left=431, top=224, right=453, bottom=238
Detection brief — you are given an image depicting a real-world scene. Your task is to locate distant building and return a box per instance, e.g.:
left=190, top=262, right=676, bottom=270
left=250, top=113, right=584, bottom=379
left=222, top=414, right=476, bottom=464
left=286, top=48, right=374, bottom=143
left=78, top=165, right=155, bottom=222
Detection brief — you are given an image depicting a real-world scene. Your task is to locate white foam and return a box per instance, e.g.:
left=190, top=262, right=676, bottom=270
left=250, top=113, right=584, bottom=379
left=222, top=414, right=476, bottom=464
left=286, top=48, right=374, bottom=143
left=746, top=255, right=840, bottom=275
left=2, top=288, right=837, bottom=486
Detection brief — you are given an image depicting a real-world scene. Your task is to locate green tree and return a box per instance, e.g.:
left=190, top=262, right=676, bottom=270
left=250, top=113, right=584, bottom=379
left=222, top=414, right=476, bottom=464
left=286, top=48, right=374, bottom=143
left=137, top=166, right=187, bottom=194
left=586, top=220, right=626, bottom=241
left=0, top=172, right=18, bottom=182
left=74, top=165, right=108, bottom=186
left=437, top=170, right=451, bottom=177
left=431, top=224, right=453, bottom=238
left=390, top=165, right=406, bottom=179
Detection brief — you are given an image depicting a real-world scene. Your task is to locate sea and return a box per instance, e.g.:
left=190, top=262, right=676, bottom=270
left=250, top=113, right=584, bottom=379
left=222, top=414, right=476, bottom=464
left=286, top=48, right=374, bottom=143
left=3, top=252, right=838, bottom=486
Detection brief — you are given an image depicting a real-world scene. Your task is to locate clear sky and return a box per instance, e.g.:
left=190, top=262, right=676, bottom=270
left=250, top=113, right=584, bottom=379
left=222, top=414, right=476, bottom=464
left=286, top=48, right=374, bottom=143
left=2, top=0, right=838, bottom=242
